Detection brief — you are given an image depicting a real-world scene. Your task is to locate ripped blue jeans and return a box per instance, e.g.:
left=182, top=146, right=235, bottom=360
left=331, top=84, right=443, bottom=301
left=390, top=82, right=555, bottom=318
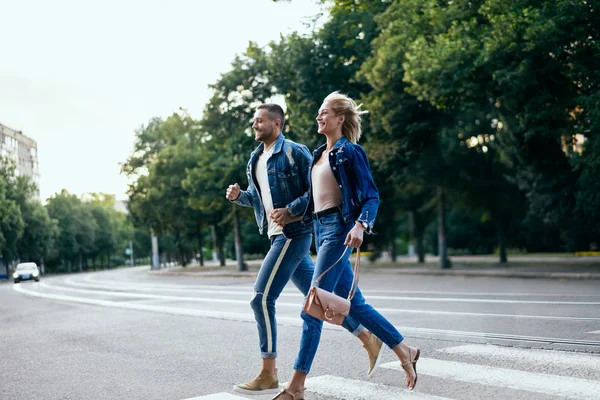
left=251, top=233, right=364, bottom=358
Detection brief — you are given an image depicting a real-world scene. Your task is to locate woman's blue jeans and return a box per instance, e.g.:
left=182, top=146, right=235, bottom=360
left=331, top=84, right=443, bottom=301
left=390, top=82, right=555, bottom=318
left=293, top=213, right=404, bottom=373
left=251, top=233, right=364, bottom=359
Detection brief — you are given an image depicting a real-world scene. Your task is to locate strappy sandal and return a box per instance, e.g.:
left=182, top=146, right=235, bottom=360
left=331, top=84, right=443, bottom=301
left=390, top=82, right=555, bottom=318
left=401, top=346, right=421, bottom=390
left=270, top=387, right=305, bottom=400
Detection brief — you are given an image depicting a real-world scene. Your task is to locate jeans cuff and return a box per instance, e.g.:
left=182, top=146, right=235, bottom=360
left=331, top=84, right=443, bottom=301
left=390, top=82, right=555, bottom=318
left=261, top=351, right=277, bottom=359
left=352, top=324, right=364, bottom=337
left=293, top=365, right=310, bottom=374
left=386, top=336, right=403, bottom=350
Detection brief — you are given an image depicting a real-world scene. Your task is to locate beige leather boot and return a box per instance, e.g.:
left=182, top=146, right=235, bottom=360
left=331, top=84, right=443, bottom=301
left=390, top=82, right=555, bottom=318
left=233, top=368, right=279, bottom=395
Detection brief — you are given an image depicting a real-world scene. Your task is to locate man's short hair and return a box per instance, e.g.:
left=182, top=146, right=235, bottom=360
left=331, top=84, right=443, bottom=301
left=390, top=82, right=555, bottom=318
left=257, top=104, right=285, bottom=131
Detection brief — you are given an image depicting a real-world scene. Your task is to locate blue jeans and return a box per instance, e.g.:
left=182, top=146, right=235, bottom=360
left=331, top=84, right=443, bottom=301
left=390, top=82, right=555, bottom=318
left=251, top=233, right=364, bottom=359
left=293, top=213, right=404, bottom=373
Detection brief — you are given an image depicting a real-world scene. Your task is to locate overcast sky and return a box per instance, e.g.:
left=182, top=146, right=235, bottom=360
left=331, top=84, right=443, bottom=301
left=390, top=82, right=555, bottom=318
left=0, top=0, right=324, bottom=202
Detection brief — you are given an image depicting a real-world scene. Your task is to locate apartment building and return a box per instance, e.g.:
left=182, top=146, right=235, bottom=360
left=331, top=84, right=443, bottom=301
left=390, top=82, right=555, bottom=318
left=0, top=122, right=40, bottom=199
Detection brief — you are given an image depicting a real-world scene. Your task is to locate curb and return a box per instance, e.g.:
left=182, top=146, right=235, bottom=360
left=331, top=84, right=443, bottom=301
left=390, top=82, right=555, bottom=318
left=148, top=270, right=257, bottom=278
left=367, top=269, right=600, bottom=280
left=148, top=268, right=600, bottom=280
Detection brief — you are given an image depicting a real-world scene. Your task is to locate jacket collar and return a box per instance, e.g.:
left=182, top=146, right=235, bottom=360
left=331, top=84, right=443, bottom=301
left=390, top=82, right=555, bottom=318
left=272, top=132, right=285, bottom=154
left=314, top=135, right=349, bottom=157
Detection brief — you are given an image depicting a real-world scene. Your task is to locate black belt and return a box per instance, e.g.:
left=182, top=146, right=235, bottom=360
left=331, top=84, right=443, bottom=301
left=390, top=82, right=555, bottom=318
left=313, top=205, right=342, bottom=219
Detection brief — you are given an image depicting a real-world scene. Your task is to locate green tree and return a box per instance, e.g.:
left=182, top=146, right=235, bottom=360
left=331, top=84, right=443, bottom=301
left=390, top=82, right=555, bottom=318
left=124, top=111, right=209, bottom=267
left=184, top=42, right=276, bottom=270
left=0, top=158, right=39, bottom=266
left=46, top=190, right=96, bottom=273
left=398, top=0, right=600, bottom=251
left=17, top=201, right=59, bottom=267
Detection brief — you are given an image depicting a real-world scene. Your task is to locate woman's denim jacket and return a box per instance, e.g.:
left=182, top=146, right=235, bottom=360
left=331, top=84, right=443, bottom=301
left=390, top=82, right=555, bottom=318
left=302, top=136, right=379, bottom=234
left=233, top=134, right=313, bottom=239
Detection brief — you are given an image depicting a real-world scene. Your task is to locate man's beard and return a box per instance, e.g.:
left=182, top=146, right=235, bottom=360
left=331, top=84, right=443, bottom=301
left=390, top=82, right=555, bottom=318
left=256, top=126, right=274, bottom=142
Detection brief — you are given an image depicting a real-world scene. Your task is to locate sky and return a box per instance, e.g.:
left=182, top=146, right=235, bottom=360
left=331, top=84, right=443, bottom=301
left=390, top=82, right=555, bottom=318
left=0, top=0, right=324, bottom=202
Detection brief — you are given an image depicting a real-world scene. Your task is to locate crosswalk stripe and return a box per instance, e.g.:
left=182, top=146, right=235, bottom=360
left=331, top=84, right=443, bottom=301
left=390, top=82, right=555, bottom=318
left=589, top=330, right=600, bottom=334
left=438, top=344, right=600, bottom=370
left=303, top=375, right=453, bottom=399
left=181, top=393, right=247, bottom=400
left=381, top=358, right=600, bottom=400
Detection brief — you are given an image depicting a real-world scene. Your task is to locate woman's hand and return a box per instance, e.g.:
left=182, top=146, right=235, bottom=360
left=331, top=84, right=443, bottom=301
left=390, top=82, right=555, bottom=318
left=345, top=223, right=365, bottom=248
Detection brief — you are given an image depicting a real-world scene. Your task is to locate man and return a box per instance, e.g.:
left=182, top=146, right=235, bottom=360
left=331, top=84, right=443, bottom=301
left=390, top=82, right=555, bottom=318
left=226, top=104, right=384, bottom=395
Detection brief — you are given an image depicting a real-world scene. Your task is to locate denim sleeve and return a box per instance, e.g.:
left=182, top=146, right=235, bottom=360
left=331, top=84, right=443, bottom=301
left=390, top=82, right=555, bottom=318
left=285, top=144, right=312, bottom=217
left=232, top=189, right=253, bottom=208
left=350, top=145, right=380, bottom=234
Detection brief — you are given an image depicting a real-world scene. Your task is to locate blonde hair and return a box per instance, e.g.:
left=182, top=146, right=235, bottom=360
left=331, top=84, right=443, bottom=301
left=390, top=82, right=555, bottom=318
left=323, top=91, right=368, bottom=144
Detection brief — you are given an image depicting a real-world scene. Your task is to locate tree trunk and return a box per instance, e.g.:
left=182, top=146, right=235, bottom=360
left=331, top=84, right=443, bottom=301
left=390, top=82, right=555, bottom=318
left=437, top=186, right=451, bottom=268
left=412, top=210, right=426, bottom=263
left=211, top=224, right=226, bottom=266
left=408, top=211, right=416, bottom=258
left=211, top=225, right=218, bottom=263
left=197, top=220, right=204, bottom=267
left=178, top=245, right=187, bottom=267
left=497, top=221, right=508, bottom=264
left=151, top=233, right=160, bottom=270
left=232, top=204, right=247, bottom=271
left=218, top=229, right=226, bottom=267
left=388, top=213, right=397, bottom=262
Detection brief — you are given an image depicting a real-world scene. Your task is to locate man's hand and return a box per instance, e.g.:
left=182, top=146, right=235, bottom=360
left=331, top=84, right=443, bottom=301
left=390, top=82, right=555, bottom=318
left=226, top=183, right=241, bottom=201
left=270, top=208, right=301, bottom=227
left=344, top=223, right=365, bottom=248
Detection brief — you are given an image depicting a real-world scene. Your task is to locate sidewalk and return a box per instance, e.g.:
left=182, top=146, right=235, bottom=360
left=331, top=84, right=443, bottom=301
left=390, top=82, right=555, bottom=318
left=150, top=255, right=600, bottom=280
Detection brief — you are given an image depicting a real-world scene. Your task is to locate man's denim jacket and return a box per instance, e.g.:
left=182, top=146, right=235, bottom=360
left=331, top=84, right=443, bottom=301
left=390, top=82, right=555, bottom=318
left=302, top=136, right=379, bottom=234
left=233, top=133, right=313, bottom=239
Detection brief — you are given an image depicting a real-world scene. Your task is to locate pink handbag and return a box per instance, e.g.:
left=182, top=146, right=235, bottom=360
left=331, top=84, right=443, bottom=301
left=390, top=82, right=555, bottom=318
left=303, top=246, right=360, bottom=325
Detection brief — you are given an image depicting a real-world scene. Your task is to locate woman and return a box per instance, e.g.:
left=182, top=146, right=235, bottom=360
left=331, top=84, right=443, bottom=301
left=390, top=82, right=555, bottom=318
left=271, top=92, right=420, bottom=400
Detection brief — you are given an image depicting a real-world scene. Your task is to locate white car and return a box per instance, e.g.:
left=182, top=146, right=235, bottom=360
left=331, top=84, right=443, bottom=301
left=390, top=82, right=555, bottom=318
left=13, top=262, right=40, bottom=283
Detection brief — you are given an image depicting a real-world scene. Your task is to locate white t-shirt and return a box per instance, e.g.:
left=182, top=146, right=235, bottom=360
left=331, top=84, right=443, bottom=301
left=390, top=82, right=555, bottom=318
left=311, top=151, right=342, bottom=212
left=255, top=142, right=283, bottom=238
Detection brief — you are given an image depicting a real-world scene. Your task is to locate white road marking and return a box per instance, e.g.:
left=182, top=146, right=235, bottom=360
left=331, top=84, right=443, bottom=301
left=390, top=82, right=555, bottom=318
left=13, top=283, right=263, bottom=323
left=84, top=274, right=600, bottom=297
left=181, top=375, right=454, bottom=400
left=40, top=281, right=256, bottom=306
left=589, top=330, right=600, bottom=334
left=397, top=326, right=600, bottom=346
left=181, top=394, right=248, bottom=400
left=303, top=375, right=453, bottom=399
left=381, top=358, right=600, bottom=400
left=438, top=344, right=600, bottom=370
left=373, top=307, right=600, bottom=321
left=45, top=281, right=600, bottom=321
left=359, top=295, right=600, bottom=305
left=15, top=284, right=600, bottom=347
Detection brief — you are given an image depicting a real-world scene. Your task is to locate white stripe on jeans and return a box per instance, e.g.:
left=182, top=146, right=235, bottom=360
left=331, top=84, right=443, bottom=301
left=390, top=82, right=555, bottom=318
left=263, top=238, right=291, bottom=353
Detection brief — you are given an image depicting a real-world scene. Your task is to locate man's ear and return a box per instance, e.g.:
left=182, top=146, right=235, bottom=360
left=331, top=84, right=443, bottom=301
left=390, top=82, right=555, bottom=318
left=339, top=114, right=345, bottom=124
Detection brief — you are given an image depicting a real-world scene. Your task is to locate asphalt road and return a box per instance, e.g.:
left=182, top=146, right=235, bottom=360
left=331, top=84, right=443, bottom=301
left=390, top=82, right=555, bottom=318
left=1, top=266, right=599, bottom=400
